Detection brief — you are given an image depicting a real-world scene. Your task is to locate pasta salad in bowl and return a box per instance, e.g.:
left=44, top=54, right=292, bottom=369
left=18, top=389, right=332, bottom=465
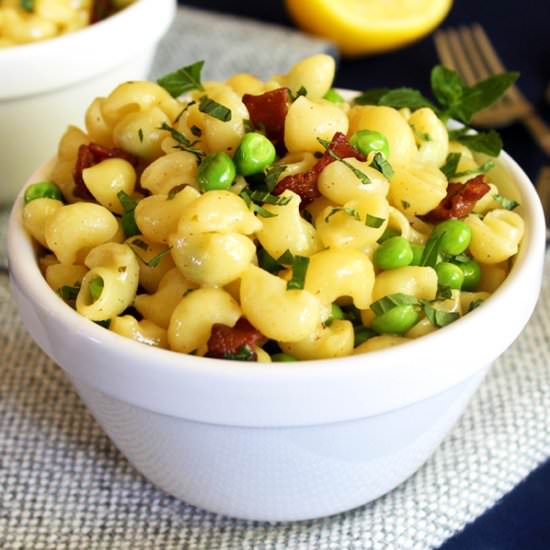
left=0, top=0, right=175, bottom=204
left=7, top=55, right=545, bottom=521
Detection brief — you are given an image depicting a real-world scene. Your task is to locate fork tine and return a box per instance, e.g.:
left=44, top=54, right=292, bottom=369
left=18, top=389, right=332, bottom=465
left=471, top=24, right=523, bottom=103
left=536, top=165, right=550, bottom=232
left=459, top=26, right=490, bottom=82
left=433, top=29, right=455, bottom=68
left=434, top=28, right=477, bottom=85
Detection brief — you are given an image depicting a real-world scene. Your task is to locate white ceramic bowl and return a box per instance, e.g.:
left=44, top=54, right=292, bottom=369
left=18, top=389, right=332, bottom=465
left=0, top=0, right=176, bottom=205
left=7, top=150, right=546, bottom=521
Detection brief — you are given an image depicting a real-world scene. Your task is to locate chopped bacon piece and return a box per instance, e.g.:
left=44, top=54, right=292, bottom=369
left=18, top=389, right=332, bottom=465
left=424, top=174, right=491, bottom=221
left=206, top=318, right=267, bottom=360
left=273, top=169, right=322, bottom=206
left=273, top=132, right=365, bottom=207
left=90, top=0, right=115, bottom=23
left=242, top=87, right=289, bottom=149
left=73, top=143, right=138, bottom=200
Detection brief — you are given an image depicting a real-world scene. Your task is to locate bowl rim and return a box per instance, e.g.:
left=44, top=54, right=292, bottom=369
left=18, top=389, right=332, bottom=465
left=0, top=0, right=176, bottom=100
left=6, top=115, right=547, bottom=426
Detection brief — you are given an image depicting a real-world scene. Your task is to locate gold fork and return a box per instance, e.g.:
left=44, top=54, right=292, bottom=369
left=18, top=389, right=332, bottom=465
left=434, top=23, right=550, bottom=235
left=433, top=23, right=550, bottom=156
left=535, top=165, right=550, bottom=239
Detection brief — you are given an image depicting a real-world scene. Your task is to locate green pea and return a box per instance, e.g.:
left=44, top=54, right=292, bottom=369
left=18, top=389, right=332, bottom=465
left=435, top=261, right=464, bottom=289
left=349, top=129, right=390, bottom=158
left=24, top=181, right=64, bottom=204
left=409, top=243, right=425, bottom=266
left=431, top=219, right=472, bottom=255
left=458, top=259, right=481, bottom=291
left=373, top=236, right=413, bottom=270
left=197, top=152, right=236, bottom=191
left=323, top=88, right=345, bottom=104
left=234, top=132, right=276, bottom=176
left=371, top=305, right=419, bottom=335
left=88, top=276, right=104, bottom=302
left=271, top=353, right=297, bottom=362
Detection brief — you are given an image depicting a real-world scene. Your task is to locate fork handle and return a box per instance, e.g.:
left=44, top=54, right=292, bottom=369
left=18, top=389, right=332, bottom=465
left=521, top=110, right=550, bottom=159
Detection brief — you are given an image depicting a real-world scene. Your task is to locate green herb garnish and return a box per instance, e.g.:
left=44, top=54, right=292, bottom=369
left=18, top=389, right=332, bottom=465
left=365, top=214, right=385, bottom=228
left=223, top=344, right=257, bottom=361
left=440, top=152, right=462, bottom=179
left=355, top=65, right=517, bottom=158
left=117, top=191, right=140, bottom=238
left=129, top=240, right=171, bottom=268
left=370, top=293, right=420, bottom=317
left=159, top=122, right=204, bottom=160
left=422, top=303, right=460, bottom=327
left=239, top=189, right=281, bottom=218
left=447, top=128, right=503, bottom=157
left=258, top=247, right=283, bottom=273
left=287, top=255, right=310, bottom=290
left=467, top=299, right=484, bottom=312
left=264, top=165, right=286, bottom=192
left=454, top=159, right=495, bottom=179
left=289, top=86, right=308, bottom=101
left=247, top=190, right=291, bottom=206
left=324, top=207, right=360, bottom=224
left=371, top=152, right=394, bottom=179
left=157, top=61, right=205, bottom=98
left=277, top=249, right=295, bottom=266
left=198, top=95, right=232, bottom=122
left=317, top=137, right=371, bottom=184
left=410, top=124, right=432, bottom=141
left=420, top=232, right=445, bottom=268
left=494, top=193, right=520, bottom=210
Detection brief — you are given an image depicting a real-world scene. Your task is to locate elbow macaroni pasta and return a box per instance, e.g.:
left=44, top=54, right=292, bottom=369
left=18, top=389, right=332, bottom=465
left=23, top=55, right=526, bottom=361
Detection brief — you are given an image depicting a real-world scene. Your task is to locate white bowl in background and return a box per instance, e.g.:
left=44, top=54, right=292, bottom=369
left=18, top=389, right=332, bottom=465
left=7, top=149, right=546, bottom=521
left=0, top=0, right=176, bottom=205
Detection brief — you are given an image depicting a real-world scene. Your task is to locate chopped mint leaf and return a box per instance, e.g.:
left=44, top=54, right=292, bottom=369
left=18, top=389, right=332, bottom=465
left=287, top=255, right=310, bottom=290
left=157, top=61, right=205, bottom=97
left=494, top=194, right=520, bottom=210
left=198, top=95, right=232, bottom=122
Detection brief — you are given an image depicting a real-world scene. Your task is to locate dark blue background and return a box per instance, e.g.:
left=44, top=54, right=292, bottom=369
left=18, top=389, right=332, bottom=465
left=179, top=1, right=550, bottom=547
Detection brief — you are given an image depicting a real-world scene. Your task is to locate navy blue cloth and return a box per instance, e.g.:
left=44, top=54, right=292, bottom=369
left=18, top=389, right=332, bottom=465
left=180, top=1, right=550, bottom=546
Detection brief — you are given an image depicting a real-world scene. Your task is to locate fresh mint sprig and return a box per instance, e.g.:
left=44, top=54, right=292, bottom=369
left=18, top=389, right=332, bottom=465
left=157, top=61, right=205, bottom=98
left=353, top=64, right=518, bottom=158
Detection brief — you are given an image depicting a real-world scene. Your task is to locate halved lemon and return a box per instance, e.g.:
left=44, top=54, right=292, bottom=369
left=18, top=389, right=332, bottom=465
left=285, top=0, right=452, bottom=57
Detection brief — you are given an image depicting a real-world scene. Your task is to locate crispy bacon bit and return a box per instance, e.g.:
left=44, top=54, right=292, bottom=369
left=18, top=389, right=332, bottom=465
left=272, top=169, right=322, bottom=206
left=424, top=174, right=491, bottom=221
left=242, top=87, right=289, bottom=150
left=273, top=132, right=366, bottom=207
left=90, top=0, right=115, bottom=23
left=206, top=318, right=267, bottom=361
left=73, top=143, right=138, bottom=200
